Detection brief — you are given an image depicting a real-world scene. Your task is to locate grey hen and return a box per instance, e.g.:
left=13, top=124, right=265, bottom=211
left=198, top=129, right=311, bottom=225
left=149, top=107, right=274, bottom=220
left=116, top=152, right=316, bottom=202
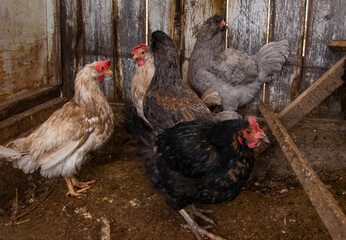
left=188, top=14, right=289, bottom=112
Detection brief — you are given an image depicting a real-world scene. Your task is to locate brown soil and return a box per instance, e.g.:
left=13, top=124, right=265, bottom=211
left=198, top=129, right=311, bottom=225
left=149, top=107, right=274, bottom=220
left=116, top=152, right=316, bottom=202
left=0, top=118, right=345, bottom=240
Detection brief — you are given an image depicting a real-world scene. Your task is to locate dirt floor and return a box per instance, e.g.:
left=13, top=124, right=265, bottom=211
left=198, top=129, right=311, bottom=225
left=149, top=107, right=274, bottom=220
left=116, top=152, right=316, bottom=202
left=0, top=117, right=345, bottom=240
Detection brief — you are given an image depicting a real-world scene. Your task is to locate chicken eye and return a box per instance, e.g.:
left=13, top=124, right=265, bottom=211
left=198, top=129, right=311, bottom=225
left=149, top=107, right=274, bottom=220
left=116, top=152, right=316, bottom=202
left=246, top=130, right=251, bottom=134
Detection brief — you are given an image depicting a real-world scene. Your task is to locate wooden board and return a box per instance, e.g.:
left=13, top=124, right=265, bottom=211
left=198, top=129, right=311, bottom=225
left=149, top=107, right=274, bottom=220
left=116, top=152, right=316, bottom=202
left=329, top=40, right=346, bottom=52
left=0, top=1, right=48, bottom=100
left=259, top=102, right=346, bottom=240
left=0, top=86, right=61, bottom=121
left=0, top=98, right=67, bottom=144
left=115, top=0, right=146, bottom=100
left=302, top=0, right=346, bottom=118
left=227, top=0, right=268, bottom=114
left=265, top=0, right=306, bottom=111
left=83, top=0, right=115, bottom=102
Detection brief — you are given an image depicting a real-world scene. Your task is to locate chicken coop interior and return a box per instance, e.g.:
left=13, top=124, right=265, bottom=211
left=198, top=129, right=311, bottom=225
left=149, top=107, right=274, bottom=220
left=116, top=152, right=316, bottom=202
left=0, top=0, right=345, bottom=239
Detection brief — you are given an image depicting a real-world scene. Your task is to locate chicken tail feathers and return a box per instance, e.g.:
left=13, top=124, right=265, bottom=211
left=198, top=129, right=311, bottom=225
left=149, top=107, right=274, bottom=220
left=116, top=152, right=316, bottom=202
left=0, top=145, right=22, bottom=160
left=257, top=39, right=289, bottom=82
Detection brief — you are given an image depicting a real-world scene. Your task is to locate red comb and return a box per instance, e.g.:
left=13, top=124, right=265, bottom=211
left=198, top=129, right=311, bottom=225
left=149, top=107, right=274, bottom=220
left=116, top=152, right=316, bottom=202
left=248, top=117, right=263, bottom=133
left=132, top=44, right=149, bottom=55
left=95, top=60, right=111, bottom=72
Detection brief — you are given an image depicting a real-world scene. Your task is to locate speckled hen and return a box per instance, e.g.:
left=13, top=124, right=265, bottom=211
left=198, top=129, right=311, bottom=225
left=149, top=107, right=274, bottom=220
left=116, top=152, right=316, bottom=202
left=143, top=117, right=269, bottom=240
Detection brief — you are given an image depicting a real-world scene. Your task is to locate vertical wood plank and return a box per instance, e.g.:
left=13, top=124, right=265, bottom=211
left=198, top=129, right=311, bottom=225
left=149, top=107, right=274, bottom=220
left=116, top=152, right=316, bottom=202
left=265, top=0, right=306, bottom=112
left=46, top=0, right=62, bottom=86
left=182, top=1, right=213, bottom=84
left=0, top=1, right=48, bottom=100
left=115, top=0, right=146, bottom=100
left=303, top=0, right=345, bottom=118
left=228, top=0, right=268, bottom=53
left=60, top=0, right=80, bottom=99
left=228, top=0, right=268, bottom=114
left=82, top=0, right=115, bottom=101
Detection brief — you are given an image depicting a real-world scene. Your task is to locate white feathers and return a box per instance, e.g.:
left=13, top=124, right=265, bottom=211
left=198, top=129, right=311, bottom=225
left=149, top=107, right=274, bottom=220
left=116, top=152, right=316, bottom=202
left=0, top=145, right=22, bottom=159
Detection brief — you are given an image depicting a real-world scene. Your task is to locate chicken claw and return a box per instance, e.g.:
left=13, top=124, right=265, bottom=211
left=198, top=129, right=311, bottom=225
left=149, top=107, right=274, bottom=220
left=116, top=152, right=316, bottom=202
left=64, top=176, right=95, bottom=197
left=187, top=204, right=216, bottom=226
left=179, top=209, right=225, bottom=240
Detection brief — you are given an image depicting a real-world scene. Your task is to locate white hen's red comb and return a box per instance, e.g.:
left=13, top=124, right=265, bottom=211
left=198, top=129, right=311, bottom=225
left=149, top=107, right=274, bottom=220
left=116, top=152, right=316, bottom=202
left=132, top=44, right=149, bottom=55
left=95, top=60, right=111, bottom=72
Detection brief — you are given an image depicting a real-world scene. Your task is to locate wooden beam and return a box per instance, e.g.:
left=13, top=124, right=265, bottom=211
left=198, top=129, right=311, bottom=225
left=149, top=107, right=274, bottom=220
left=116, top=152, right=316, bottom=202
left=259, top=102, right=346, bottom=240
left=255, top=55, right=345, bottom=156
left=329, top=40, right=346, bottom=52
left=0, top=97, right=67, bottom=144
left=0, top=86, right=61, bottom=121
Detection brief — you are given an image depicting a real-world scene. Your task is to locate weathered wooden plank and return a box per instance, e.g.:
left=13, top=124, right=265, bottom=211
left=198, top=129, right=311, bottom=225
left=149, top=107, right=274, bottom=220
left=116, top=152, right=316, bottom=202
left=0, top=97, right=67, bottom=144
left=302, top=0, right=346, bottom=118
left=181, top=1, right=213, bottom=84
left=0, top=86, right=61, bottom=121
left=329, top=40, right=346, bottom=52
left=115, top=0, right=146, bottom=100
left=228, top=0, right=268, bottom=54
left=0, top=1, right=48, bottom=101
left=279, top=55, right=345, bottom=129
left=60, top=0, right=81, bottom=99
left=149, top=0, right=183, bottom=51
left=46, top=0, right=62, bottom=86
left=256, top=56, right=345, bottom=156
left=259, top=102, right=346, bottom=240
left=265, top=0, right=306, bottom=110
left=228, top=0, right=268, bottom=114
left=82, top=0, right=115, bottom=102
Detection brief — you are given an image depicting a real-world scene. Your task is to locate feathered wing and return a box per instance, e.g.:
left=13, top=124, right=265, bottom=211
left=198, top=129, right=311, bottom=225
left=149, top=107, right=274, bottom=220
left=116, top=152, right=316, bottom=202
left=144, top=88, right=213, bottom=132
left=6, top=102, right=94, bottom=174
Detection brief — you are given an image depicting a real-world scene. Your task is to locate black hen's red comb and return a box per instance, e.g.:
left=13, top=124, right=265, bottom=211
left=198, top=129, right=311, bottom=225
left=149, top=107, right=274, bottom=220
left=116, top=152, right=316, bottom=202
left=95, top=60, right=111, bottom=72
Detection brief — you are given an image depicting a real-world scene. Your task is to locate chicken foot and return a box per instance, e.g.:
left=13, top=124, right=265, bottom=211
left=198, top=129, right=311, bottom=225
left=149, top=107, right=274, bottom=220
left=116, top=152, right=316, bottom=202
left=187, top=204, right=216, bottom=226
left=64, top=176, right=95, bottom=197
left=179, top=209, right=225, bottom=240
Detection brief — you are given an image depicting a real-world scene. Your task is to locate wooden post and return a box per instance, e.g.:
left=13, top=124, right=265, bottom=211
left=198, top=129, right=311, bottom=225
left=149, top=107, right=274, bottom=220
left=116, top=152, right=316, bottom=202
left=256, top=55, right=345, bottom=156
left=258, top=102, right=346, bottom=240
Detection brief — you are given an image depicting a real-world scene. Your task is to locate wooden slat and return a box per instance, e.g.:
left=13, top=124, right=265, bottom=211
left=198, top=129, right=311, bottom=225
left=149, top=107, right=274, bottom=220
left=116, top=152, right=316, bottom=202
left=228, top=0, right=268, bottom=114
left=0, top=97, right=67, bottom=144
left=266, top=0, right=307, bottom=110
left=329, top=40, right=346, bottom=52
left=256, top=55, right=345, bottom=156
left=278, top=55, right=345, bottom=130
left=0, top=86, right=61, bottom=121
left=302, top=0, right=346, bottom=117
left=259, top=102, right=346, bottom=240
left=83, top=0, right=115, bottom=102
left=182, top=1, right=216, bottom=85
left=115, top=0, right=146, bottom=100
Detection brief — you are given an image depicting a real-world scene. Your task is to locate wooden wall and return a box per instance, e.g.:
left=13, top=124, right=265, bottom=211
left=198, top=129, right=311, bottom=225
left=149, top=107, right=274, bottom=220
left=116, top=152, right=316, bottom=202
left=60, top=0, right=345, bottom=118
left=0, top=0, right=61, bottom=101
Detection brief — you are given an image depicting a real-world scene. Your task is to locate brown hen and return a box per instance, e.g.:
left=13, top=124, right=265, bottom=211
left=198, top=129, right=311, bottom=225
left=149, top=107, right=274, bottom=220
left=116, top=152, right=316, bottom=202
left=0, top=60, right=115, bottom=197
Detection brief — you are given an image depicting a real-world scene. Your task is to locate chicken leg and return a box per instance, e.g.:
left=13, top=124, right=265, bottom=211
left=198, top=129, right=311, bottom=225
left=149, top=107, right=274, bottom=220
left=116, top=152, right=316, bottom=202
left=64, top=176, right=95, bottom=197
left=179, top=209, right=225, bottom=240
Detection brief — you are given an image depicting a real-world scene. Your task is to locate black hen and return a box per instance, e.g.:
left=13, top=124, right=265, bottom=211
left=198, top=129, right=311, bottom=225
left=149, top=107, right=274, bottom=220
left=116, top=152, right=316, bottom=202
left=143, top=31, right=216, bottom=134
left=143, top=117, right=269, bottom=240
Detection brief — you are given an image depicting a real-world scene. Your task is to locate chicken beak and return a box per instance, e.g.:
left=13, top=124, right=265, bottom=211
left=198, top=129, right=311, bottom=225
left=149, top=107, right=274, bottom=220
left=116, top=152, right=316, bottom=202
left=103, top=69, right=113, bottom=75
left=133, top=54, right=140, bottom=60
left=260, top=135, right=270, bottom=144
